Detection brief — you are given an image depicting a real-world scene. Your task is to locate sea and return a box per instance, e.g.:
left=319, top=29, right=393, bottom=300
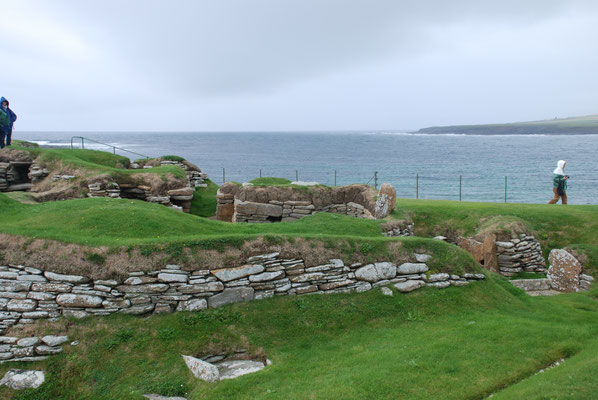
left=14, top=131, right=598, bottom=205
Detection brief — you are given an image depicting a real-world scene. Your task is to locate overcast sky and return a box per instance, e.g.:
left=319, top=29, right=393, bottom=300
left=2, top=0, right=598, bottom=132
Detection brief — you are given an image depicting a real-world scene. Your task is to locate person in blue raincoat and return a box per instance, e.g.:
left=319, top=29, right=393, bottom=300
left=0, top=97, right=17, bottom=146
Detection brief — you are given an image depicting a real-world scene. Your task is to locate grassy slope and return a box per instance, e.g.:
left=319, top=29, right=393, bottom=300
left=395, top=199, right=598, bottom=274
left=417, top=114, right=598, bottom=134
left=1, top=275, right=597, bottom=399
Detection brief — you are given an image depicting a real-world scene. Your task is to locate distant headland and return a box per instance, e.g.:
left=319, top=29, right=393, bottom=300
left=416, top=114, right=598, bottom=135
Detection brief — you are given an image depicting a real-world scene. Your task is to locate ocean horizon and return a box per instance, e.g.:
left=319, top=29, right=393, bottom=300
left=14, top=130, right=598, bottom=205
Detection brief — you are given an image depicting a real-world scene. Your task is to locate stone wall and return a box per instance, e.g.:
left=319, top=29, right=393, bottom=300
left=381, top=221, right=414, bottom=237
left=458, top=232, right=545, bottom=277
left=496, top=234, right=546, bottom=276
left=0, top=253, right=484, bottom=333
left=217, top=183, right=397, bottom=223
left=0, top=335, right=69, bottom=363
left=0, top=154, right=208, bottom=214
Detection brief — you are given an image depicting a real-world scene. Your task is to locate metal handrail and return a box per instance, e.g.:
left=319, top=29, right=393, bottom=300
left=70, top=136, right=150, bottom=159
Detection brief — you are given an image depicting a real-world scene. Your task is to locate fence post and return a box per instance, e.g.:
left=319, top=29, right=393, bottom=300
left=416, top=174, right=419, bottom=199
left=113, top=146, right=116, bottom=154
left=81, top=138, right=85, bottom=149
left=223, top=168, right=226, bottom=184
left=334, top=170, right=337, bottom=186
left=504, top=176, right=507, bottom=203
left=259, top=169, right=262, bottom=178
left=374, top=171, right=378, bottom=189
left=296, top=170, right=298, bottom=182
left=459, top=175, right=462, bottom=201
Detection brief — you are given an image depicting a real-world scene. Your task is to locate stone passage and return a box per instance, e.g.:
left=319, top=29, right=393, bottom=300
left=216, top=183, right=397, bottom=223
left=0, top=253, right=484, bottom=332
left=0, top=161, right=33, bottom=192
left=458, top=232, right=545, bottom=277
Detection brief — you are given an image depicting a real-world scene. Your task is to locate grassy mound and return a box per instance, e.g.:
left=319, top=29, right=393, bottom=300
left=0, top=193, right=478, bottom=275
left=1, top=275, right=597, bottom=399
left=4, top=145, right=186, bottom=182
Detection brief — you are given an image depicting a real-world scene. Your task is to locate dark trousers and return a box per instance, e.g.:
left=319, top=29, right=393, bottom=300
left=0, top=131, right=5, bottom=149
left=6, top=129, right=11, bottom=146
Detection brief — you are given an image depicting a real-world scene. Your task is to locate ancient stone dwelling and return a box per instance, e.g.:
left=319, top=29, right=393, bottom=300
left=0, top=150, right=208, bottom=213
left=216, top=182, right=396, bottom=223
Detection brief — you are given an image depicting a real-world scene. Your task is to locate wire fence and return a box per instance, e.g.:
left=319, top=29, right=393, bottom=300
left=215, top=167, right=519, bottom=203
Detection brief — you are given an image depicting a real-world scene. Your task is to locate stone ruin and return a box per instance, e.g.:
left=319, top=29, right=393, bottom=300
left=216, top=182, right=396, bottom=223
left=458, top=231, right=594, bottom=294
left=0, top=150, right=208, bottom=213
left=458, top=232, right=546, bottom=276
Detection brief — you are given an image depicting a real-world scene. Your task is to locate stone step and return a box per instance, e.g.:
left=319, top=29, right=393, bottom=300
left=6, top=183, right=33, bottom=192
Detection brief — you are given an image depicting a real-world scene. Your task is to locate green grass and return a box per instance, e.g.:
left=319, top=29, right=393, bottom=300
left=249, top=177, right=292, bottom=186
left=189, top=179, right=219, bottom=218
left=9, top=146, right=186, bottom=181
left=2, top=274, right=598, bottom=399
left=510, top=271, right=547, bottom=280
left=395, top=199, right=598, bottom=275
left=0, top=193, right=478, bottom=272
left=247, top=176, right=329, bottom=189
left=418, top=114, right=598, bottom=134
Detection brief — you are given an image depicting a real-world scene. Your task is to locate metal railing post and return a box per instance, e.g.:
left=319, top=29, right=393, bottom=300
left=505, top=176, right=507, bottom=203
left=374, top=171, right=378, bottom=189
left=223, top=168, right=226, bottom=184
left=296, top=170, right=298, bottom=182
left=259, top=169, right=262, bottom=178
left=334, top=170, right=337, bottom=186
left=416, top=174, right=419, bottom=199
left=459, top=175, right=462, bottom=201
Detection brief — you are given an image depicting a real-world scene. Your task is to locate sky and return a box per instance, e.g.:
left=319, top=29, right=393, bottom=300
left=1, top=0, right=598, bottom=132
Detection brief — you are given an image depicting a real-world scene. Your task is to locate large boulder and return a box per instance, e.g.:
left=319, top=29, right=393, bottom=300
left=208, top=287, right=255, bottom=308
left=355, top=262, right=396, bottom=282
left=182, top=355, right=219, bottom=382
left=548, top=249, right=582, bottom=292
left=234, top=200, right=283, bottom=218
left=374, top=183, right=396, bottom=219
left=0, top=369, right=45, bottom=390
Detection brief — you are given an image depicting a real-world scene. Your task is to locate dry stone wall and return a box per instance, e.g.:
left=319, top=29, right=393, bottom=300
left=0, top=335, right=69, bottom=363
left=218, top=183, right=396, bottom=223
left=496, top=234, right=546, bottom=276
left=0, top=253, right=484, bottom=333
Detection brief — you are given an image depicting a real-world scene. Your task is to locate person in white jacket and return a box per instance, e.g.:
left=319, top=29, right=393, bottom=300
left=548, top=160, right=568, bottom=204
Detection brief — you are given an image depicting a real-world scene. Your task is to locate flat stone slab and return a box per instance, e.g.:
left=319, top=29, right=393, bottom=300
left=527, top=289, right=562, bottom=297
left=216, top=360, right=266, bottom=380
left=510, top=279, right=551, bottom=292
left=0, top=369, right=45, bottom=389
left=144, top=395, right=188, bottom=400
left=397, top=263, right=428, bottom=275
left=394, top=280, right=425, bottom=293
left=182, top=355, right=219, bottom=382
left=355, top=262, right=396, bottom=282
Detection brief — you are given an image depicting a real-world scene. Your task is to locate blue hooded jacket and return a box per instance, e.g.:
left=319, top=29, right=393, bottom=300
left=0, top=97, right=17, bottom=134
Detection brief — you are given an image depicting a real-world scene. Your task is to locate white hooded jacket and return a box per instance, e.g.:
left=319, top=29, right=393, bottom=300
left=553, top=160, right=566, bottom=176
